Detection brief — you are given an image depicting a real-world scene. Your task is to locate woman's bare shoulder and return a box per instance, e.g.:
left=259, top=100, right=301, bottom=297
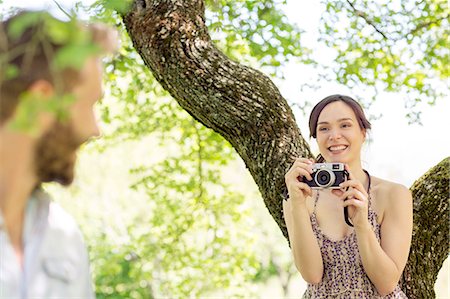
left=370, top=176, right=412, bottom=219
left=371, top=176, right=408, bottom=191
left=372, top=176, right=410, bottom=196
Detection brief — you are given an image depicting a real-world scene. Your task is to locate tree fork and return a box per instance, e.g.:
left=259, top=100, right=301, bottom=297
left=122, top=0, right=449, bottom=296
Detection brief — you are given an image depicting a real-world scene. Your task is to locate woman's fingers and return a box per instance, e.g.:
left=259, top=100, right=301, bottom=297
left=343, top=164, right=367, bottom=192
left=285, top=183, right=312, bottom=202
left=295, top=166, right=313, bottom=181
left=291, top=158, right=314, bottom=171
left=339, top=180, right=367, bottom=198
left=285, top=167, right=312, bottom=183
left=342, top=198, right=363, bottom=210
left=297, top=182, right=313, bottom=198
left=285, top=157, right=316, bottom=201
left=339, top=188, right=365, bottom=201
left=286, top=158, right=314, bottom=182
left=287, top=181, right=313, bottom=199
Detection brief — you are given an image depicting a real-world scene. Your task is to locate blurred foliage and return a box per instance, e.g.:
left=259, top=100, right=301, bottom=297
left=204, top=0, right=315, bottom=77
left=82, top=127, right=261, bottom=298
left=2, top=0, right=448, bottom=296
left=319, top=0, right=449, bottom=122
left=1, top=10, right=100, bottom=75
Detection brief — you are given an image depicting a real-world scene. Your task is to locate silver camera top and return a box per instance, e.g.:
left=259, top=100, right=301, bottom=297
left=312, top=163, right=345, bottom=171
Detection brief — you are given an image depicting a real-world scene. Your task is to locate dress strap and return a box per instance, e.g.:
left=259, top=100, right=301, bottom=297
left=313, top=191, right=320, bottom=213
left=363, top=169, right=372, bottom=208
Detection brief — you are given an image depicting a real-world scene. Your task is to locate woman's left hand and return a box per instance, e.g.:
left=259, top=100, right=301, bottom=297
left=332, top=165, right=370, bottom=229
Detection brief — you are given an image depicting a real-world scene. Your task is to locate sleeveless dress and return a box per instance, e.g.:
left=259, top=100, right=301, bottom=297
left=302, top=190, right=408, bottom=299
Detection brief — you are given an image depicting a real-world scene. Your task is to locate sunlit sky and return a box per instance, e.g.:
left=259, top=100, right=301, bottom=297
left=2, top=0, right=449, bottom=187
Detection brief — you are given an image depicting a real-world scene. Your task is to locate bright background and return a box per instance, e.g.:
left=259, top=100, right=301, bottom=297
left=2, top=0, right=448, bottom=297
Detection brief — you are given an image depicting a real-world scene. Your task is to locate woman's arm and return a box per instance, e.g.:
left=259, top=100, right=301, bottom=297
left=283, top=198, right=324, bottom=284
left=283, top=158, right=324, bottom=284
left=356, top=183, right=413, bottom=295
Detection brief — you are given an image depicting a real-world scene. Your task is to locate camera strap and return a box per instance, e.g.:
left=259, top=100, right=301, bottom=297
left=344, top=169, right=371, bottom=227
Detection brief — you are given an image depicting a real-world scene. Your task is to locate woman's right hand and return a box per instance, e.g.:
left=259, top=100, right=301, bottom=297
left=284, top=157, right=314, bottom=205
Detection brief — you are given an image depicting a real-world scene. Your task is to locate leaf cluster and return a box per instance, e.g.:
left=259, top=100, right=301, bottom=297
left=205, top=0, right=315, bottom=76
left=319, top=0, right=448, bottom=121
left=2, top=11, right=101, bottom=74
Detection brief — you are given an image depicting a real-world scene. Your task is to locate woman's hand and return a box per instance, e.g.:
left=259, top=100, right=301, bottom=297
left=332, top=165, right=370, bottom=229
left=284, top=158, right=314, bottom=205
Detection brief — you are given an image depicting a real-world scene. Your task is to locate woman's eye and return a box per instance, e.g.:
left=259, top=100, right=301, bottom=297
left=318, top=127, right=328, bottom=131
left=342, top=123, right=352, bottom=128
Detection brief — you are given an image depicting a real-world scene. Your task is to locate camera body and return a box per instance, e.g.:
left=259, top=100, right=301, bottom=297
left=304, top=163, right=347, bottom=189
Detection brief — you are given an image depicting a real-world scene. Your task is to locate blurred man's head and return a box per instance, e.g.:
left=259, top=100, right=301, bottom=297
left=34, top=56, right=105, bottom=185
left=0, top=11, right=117, bottom=185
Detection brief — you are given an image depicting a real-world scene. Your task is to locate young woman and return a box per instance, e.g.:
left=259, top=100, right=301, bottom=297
left=283, top=95, right=413, bottom=298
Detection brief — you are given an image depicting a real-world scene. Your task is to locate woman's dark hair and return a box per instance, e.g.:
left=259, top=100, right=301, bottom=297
left=308, top=94, right=371, bottom=162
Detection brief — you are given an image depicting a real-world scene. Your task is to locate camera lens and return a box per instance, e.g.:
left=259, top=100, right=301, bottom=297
left=319, top=173, right=330, bottom=184
left=315, top=169, right=335, bottom=188
left=317, top=170, right=331, bottom=185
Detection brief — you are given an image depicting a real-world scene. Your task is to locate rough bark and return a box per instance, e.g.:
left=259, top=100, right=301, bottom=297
left=122, top=0, right=449, bottom=296
left=400, top=157, right=449, bottom=298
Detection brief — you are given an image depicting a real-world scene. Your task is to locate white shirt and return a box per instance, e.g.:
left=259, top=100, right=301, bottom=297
left=0, top=189, right=95, bottom=298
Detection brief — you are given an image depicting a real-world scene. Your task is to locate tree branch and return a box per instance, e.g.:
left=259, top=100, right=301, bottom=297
left=408, top=14, right=449, bottom=35
left=345, top=0, right=388, bottom=40
left=122, top=0, right=313, bottom=238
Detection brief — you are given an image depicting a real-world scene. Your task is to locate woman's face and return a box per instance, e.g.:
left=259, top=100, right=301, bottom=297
left=315, top=101, right=366, bottom=164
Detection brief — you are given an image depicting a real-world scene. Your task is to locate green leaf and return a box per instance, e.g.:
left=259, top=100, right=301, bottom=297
left=53, top=43, right=100, bottom=70
left=7, top=11, right=45, bottom=39
left=44, top=17, right=73, bottom=44
left=4, top=64, right=19, bottom=80
left=99, top=0, right=132, bottom=13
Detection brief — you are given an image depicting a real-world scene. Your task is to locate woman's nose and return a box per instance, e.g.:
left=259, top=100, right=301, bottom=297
left=329, top=129, right=342, bottom=140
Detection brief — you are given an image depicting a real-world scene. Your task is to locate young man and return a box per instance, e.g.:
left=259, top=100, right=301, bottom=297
left=0, top=11, right=117, bottom=297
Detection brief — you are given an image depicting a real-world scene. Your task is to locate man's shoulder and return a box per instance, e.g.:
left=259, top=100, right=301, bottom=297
left=31, top=190, right=94, bottom=297
left=34, top=190, right=84, bottom=241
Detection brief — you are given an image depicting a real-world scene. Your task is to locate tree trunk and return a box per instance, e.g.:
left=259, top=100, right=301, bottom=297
left=122, top=0, right=449, bottom=296
left=400, top=157, right=449, bottom=298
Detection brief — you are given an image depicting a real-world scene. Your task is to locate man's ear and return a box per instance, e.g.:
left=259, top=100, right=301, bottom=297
left=28, top=79, right=54, bottom=96
left=25, top=80, right=56, bottom=135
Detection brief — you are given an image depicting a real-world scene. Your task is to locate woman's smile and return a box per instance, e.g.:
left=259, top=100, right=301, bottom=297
left=328, top=144, right=349, bottom=154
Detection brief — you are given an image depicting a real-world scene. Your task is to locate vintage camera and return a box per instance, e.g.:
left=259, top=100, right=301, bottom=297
left=304, top=163, right=347, bottom=189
